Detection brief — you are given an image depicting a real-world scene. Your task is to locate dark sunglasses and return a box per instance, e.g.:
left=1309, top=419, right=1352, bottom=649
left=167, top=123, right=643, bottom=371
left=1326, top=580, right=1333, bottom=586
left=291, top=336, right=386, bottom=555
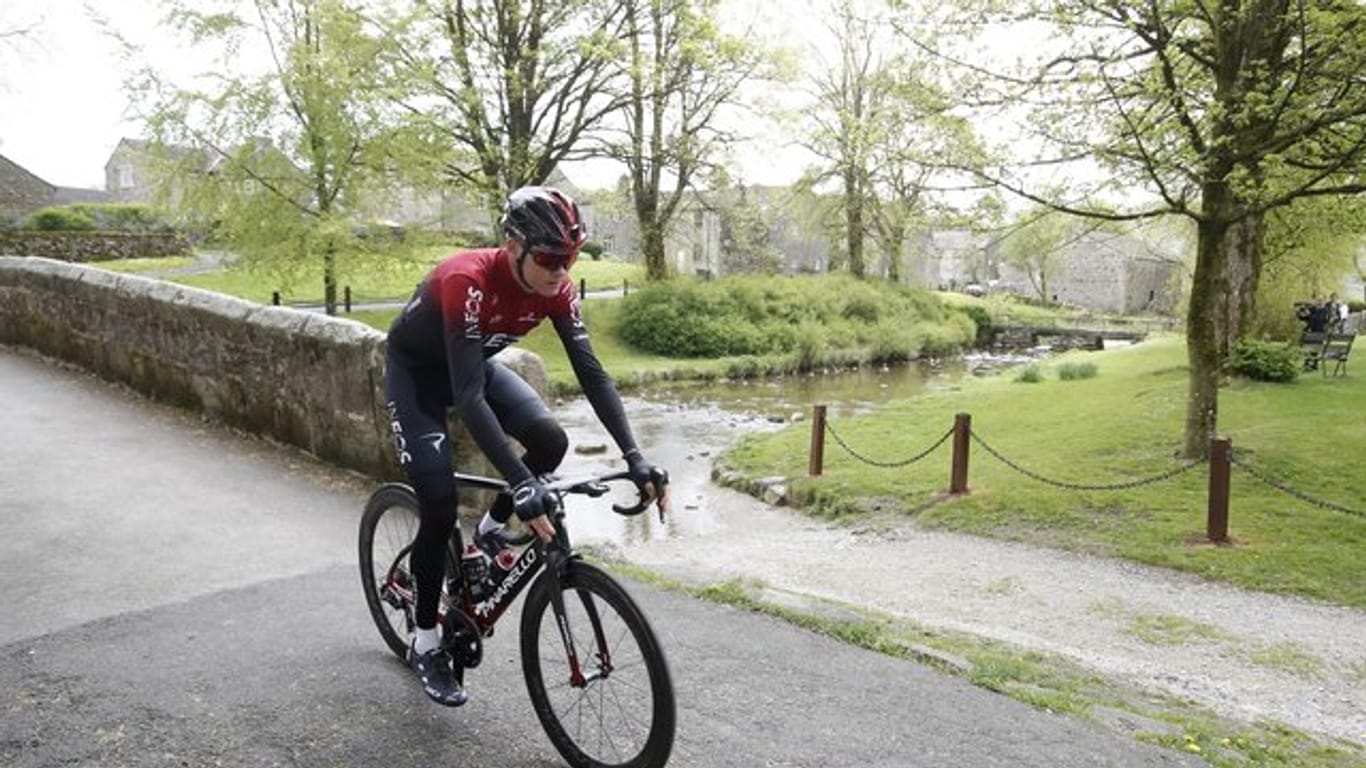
left=529, top=247, right=578, bottom=271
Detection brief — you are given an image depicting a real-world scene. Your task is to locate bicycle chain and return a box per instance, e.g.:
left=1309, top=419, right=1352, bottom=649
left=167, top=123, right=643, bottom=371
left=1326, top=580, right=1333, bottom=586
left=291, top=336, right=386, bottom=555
left=823, top=421, right=954, bottom=468
left=969, top=430, right=1205, bottom=491
left=1229, top=452, right=1364, bottom=518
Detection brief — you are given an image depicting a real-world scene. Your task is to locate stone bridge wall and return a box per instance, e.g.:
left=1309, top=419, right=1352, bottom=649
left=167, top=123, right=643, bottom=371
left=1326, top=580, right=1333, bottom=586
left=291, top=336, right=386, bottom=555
left=0, top=257, right=545, bottom=481
left=0, top=231, right=192, bottom=261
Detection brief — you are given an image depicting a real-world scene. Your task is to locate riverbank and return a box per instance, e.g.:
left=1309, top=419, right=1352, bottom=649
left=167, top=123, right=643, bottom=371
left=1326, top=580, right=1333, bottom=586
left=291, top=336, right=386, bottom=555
left=714, top=335, right=1366, bottom=609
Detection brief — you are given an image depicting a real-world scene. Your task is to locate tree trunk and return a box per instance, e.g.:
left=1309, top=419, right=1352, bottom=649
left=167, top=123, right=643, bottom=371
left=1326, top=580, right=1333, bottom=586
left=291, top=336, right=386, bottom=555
left=1183, top=193, right=1231, bottom=459
left=844, top=169, right=864, bottom=277
left=1223, top=210, right=1264, bottom=350
left=641, top=222, right=667, bottom=280
left=323, top=242, right=338, bottom=317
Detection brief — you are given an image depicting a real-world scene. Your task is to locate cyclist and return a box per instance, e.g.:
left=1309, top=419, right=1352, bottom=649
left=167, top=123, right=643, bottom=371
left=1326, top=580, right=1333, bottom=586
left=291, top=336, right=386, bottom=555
left=383, top=185, right=669, bottom=706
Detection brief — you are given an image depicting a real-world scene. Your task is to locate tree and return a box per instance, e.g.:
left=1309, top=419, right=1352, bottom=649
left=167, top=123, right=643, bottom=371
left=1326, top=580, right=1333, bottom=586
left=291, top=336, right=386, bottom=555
left=902, top=0, right=1366, bottom=457
left=0, top=9, right=40, bottom=90
left=704, top=168, right=782, bottom=274
left=1250, top=196, right=1366, bottom=338
left=999, top=208, right=1074, bottom=303
left=796, top=0, right=887, bottom=278
left=602, top=0, right=770, bottom=280
left=129, top=0, right=407, bottom=315
left=798, top=0, right=979, bottom=281
left=377, top=0, right=631, bottom=226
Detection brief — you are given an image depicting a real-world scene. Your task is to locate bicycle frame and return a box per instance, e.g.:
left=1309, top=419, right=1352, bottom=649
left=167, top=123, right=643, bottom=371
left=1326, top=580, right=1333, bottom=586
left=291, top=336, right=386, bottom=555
left=442, top=470, right=618, bottom=637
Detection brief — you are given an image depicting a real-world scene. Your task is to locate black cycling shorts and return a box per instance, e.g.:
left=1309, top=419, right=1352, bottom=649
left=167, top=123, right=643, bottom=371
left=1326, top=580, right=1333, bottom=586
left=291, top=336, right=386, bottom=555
left=384, top=347, right=551, bottom=495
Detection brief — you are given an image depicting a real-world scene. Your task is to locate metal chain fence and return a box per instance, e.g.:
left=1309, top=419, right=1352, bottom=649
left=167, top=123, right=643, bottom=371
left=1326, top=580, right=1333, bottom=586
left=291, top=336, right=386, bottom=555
left=813, top=410, right=1361, bottom=521
left=824, top=420, right=954, bottom=469
left=1229, top=452, right=1364, bottom=518
left=969, top=429, right=1205, bottom=491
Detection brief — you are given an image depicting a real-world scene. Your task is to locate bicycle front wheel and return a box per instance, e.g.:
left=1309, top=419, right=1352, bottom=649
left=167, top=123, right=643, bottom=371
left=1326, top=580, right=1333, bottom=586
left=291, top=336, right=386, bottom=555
left=521, top=561, right=675, bottom=768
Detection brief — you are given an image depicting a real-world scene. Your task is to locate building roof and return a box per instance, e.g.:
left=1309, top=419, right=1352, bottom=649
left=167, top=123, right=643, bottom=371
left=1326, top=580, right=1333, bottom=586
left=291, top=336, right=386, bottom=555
left=0, top=152, right=58, bottom=218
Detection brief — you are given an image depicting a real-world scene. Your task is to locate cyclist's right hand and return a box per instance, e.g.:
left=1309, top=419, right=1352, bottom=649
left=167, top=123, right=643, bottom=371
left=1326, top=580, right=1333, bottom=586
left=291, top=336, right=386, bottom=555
left=511, top=478, right=555, bottom=543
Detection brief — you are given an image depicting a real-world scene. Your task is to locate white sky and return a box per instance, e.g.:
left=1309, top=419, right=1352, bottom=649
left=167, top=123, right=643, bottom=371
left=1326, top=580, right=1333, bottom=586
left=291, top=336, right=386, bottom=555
left=0, top=0, right=822, bottom=192
left=0, top=0, right=159, bottom=188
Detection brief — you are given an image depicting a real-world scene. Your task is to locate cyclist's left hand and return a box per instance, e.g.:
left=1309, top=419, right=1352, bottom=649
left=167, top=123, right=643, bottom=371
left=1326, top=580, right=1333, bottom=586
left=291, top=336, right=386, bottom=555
left=626, top=452, right=670, bottom=520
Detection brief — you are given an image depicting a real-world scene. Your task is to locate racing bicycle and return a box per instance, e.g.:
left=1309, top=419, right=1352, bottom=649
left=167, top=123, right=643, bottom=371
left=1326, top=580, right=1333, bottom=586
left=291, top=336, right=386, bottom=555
left=358, top=468, right=676, bottom=768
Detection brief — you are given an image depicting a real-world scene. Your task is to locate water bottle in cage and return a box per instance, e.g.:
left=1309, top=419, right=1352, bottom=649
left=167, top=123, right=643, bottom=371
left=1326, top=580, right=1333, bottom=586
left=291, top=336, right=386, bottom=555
left=460, top=544, right=490, bottom=600
left=488, top=548, right=518, bottom=584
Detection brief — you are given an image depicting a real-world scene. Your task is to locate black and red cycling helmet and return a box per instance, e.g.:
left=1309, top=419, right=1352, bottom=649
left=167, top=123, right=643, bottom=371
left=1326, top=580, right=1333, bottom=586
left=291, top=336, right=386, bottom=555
left=501, top=186, right=587, bottom=254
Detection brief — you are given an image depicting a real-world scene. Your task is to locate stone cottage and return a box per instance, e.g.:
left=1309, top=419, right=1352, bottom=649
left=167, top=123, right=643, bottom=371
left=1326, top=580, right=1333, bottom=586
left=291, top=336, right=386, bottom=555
left=0, top=153, right=57, bottom=222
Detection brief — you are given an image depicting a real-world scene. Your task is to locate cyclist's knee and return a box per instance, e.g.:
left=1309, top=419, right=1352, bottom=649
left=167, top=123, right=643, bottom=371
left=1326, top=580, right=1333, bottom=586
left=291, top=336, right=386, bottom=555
left=522, top=417, right=568, bottom=474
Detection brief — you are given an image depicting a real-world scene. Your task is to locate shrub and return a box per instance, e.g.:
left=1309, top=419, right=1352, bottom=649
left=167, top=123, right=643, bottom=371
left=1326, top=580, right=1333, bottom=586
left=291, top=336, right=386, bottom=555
left=70, top=203, right=171, bottom=232
left=1015, top=365, right=1045, bottom=383
left=27, top=207, right=96, bottom=231
left=957, top=304, right=993, bottom=345
left=616, top=274, right=975, bottom=363
left=1057, top=361, right=1099, bottom=380
left=582, top=240, right=605, bottom=260
left=1226, top=338, right=1300, bottom=382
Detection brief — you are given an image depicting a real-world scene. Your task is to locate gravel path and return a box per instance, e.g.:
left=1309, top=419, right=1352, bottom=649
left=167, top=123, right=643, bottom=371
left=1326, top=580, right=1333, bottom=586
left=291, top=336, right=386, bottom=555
left=609, top=485, right=1366, bottom=744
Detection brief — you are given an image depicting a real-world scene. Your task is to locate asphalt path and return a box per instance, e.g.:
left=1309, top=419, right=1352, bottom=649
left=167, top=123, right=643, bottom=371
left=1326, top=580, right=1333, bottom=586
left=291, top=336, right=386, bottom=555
left=0, top=346, right=1197, bottom=768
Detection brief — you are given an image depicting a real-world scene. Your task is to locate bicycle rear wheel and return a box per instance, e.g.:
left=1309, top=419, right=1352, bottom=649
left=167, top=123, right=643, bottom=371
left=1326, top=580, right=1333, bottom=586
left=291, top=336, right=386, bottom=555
left=358, top=484, right=423, bottom=658
left=520, top=562, right=675, bottom=768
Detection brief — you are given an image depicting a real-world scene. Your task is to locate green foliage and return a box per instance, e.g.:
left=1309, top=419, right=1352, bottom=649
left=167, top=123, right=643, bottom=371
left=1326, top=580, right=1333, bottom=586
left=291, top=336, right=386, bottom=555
left=1250, top=197, right=1364, bottom=341
left=1014, top=365, right=1045, bottom=383
left=1057, top=362, right=1098, bottom=380
left=1226, top=338, right=1300, bottom=383
left=134, top=0, right=413, bottom=309
left=616, top=274, right=972, bottom=365
left=73, top=203, right=173, bottom=232
left=26, top=204, right=172, bottom=233
left=27, top=207, right=95, bottom=231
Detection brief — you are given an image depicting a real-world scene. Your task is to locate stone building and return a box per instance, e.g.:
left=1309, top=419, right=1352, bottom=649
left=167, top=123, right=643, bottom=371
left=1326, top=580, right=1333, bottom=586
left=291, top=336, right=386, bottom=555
left=0, top=153, right=57, bottom=222
left=995, top=230, right=1182, bottom=314
left=0, top=153, right=110, bottom=224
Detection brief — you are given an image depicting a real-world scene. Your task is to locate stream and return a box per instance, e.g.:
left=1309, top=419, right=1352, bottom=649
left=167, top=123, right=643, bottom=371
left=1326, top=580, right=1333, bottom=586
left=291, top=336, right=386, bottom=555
left=550, top=353, right=1038, bottom=546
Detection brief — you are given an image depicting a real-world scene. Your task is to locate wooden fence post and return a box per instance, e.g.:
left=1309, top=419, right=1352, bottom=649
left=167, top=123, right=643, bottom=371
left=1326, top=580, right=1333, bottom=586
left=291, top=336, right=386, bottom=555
left=808, top=404, right=826, bottom=477
left=1207, top=437, right=1231, bottom=543
left=950, top=412, right=971, bottom=494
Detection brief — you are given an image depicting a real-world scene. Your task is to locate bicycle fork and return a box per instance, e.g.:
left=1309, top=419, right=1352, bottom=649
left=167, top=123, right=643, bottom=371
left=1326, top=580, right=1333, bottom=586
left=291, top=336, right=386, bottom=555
left=544, top=548, right=613, bottom=687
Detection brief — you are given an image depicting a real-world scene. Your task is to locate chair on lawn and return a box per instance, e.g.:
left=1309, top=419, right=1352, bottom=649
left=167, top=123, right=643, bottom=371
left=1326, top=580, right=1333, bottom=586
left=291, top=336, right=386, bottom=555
left=1300, top=332, right=1327, bottom=372
left=1320, top=333, right=1354, bottom=377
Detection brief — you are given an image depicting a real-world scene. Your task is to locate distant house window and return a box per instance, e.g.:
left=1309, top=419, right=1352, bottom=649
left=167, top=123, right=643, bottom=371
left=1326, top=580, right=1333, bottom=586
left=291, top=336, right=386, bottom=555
left=117, top=165, right=135, bottom=190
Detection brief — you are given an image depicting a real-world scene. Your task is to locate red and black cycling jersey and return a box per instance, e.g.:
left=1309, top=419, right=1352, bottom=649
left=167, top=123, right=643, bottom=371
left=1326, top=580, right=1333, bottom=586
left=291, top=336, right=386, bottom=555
left=387, top=248, right=636, bottom=484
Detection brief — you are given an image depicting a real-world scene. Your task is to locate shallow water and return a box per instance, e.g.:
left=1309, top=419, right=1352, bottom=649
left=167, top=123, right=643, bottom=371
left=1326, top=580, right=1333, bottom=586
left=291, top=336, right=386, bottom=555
left=551, top=357, right=1030, bottom=545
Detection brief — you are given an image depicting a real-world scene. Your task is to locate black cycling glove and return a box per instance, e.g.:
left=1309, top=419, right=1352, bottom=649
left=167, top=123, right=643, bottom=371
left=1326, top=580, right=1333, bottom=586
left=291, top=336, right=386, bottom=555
left=625, top=451, right=668, bottom=505
left=510, top=478, right=550, bottom=521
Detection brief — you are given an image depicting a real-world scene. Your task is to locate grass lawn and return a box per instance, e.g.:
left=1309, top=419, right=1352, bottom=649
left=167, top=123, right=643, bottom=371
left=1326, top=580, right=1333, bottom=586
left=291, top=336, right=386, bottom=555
left=719, top=335, right=1366, bottom=608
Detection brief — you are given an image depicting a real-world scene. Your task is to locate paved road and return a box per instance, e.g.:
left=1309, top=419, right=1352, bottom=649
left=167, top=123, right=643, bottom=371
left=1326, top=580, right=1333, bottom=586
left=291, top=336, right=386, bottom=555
left=0, top=346, right=1197, bottom=768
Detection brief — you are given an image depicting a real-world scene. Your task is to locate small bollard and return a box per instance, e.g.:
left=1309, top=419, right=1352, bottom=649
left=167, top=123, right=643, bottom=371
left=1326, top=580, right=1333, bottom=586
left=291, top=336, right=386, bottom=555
left=344, top=285, right=352, bottom=313
left=271, top=291, right=281, bottom=306
left=1207, top=436, right=1231, bottom=543
left=950, top=412, right=971, bottom=494
left=808, top=404, right=827, bottom=476
left=579, top=278, right=586, bottom=300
